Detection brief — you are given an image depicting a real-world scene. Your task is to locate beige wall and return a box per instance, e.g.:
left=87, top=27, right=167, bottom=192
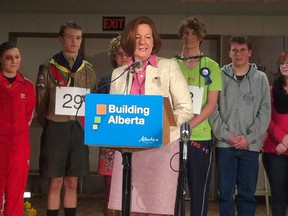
left=0, top=14, right=288, bottom=42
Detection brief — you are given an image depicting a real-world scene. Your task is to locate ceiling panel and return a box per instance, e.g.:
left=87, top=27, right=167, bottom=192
left=0, top=0, right=288, bottom=15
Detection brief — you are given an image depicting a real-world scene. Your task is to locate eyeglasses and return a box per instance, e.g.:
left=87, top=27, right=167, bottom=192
left=279, top=62, right=288, bottom=67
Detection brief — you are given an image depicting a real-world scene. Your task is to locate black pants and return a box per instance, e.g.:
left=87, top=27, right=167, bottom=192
left=175, top=140, right=213, bottom=216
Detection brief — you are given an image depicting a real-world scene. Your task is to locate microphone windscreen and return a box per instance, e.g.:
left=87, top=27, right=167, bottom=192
left=134, top=60, right=143, bottom=69
left=180, top=122, right=190, bottom=142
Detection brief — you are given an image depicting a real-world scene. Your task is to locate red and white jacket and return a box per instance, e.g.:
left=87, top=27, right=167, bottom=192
left=0, top=71, right=36, bottom=138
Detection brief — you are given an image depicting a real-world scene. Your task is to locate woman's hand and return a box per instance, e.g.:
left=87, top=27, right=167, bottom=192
left=276, top=143, right=288, bottom=155
left=282, top=134, right=288, bottom=146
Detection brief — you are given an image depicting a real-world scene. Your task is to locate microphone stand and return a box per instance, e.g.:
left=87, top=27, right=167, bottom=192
left=121, top=66, right=133, bottom=216
left=119, top=60, right=143, bottom=215
left=124, top=69, right=131, bottom=95
left=175, top=122, right=190, bottom=216
left=121, top=151, right=132, bottom=216
left=178, top=139, right=190, bottom=216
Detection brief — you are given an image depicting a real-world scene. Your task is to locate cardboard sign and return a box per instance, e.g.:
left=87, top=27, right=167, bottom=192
left=188, top=85, right=204, bottom=115
left=55, top=86, right=90, bottom=116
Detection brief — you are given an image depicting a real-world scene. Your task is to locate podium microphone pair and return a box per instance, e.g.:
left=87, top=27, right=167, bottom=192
left=128, top=60, right=143, bottom=71
left=124, top=60, right=143, bottom=95
left=96, top=60, right=143, bottom=93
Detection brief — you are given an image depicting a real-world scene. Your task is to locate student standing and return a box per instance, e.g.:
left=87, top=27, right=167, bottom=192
left=210, top=35, right=271, bottom=216
left=262, top=51, right=288, bottom=216
left=175, top=17, right=222, bottom=216
left=36, top=21, right=97, bottom=216
left=0, top=42, right=36, bottom=216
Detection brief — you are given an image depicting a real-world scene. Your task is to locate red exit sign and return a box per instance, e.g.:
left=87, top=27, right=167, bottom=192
left=102, top=16, right=125, bottom=31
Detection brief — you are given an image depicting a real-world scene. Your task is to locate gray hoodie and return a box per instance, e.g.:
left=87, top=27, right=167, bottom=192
left=209, top=63, right=271, bottom=152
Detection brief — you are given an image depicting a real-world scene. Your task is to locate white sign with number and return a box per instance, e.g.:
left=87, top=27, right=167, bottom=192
left=55, top=87, right=90, bottom=116
left=188, top=85, right=204, bottom=115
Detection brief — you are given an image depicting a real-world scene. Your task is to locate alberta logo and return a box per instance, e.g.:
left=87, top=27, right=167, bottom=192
left=92, top=104, right=107, bottom=130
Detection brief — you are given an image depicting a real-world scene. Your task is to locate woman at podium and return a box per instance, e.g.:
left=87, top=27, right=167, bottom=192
left=108, top=16, right=193, bottom=216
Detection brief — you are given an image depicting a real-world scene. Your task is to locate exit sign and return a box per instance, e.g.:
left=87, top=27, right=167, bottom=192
left=102, top=16, right=125, bottom=31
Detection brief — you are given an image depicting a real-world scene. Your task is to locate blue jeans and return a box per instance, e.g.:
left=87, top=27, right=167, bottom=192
left=216, top=147, right=259, bottom=216
left=262, top=152, right=288, bottom=216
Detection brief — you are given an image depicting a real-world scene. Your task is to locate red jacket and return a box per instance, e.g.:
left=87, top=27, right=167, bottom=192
left=0, top=71, right=36, bottom=138
left=263, top=86, right=288, bottom=155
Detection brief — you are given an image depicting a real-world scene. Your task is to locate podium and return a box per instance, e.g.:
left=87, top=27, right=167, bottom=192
left=85, top=94, right=176, bottom=215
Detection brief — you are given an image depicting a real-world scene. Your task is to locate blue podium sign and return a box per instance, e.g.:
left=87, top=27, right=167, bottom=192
left=84, top=94, right=164, bottom=148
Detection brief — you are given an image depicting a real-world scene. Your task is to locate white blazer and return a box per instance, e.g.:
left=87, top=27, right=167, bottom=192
left=110, top=56, right=193, bottom=142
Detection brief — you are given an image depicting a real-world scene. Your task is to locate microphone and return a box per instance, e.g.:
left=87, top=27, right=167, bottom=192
left=126, top=60, right=143, bottom=72
left=180, top=122, right=190, bottom=143
left=123, top=60, right=143, bottom=94
left=95, top=61, right=143, bottom=93
left=130, top=60, right=143, bottom=69
left=180, top=122, right=190, bottom=160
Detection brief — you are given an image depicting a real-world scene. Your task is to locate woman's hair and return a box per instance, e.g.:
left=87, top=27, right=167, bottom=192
left=108, top=35, right=122, bottom=68
left=0, top=42, right=18, bottom=69
left=178, top=17, right=207, bottom=41
left=121, top=16, right=161, bottom=57
left=276, top=50, right=288, bottom=85
left=0, top=41, right=17, bottom=57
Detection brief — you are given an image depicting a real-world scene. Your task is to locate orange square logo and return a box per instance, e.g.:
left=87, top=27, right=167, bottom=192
left=96, top=104, right=107, bottom=115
